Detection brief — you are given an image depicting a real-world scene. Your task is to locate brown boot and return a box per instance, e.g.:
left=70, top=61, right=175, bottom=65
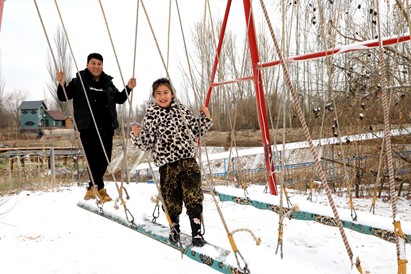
left=98, top=188, right=112, bottom=203
left=84, top=186, right=98, bottom=200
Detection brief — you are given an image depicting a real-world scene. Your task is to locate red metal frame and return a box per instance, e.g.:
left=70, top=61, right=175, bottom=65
left=205, top=0, right=278, bottom=195
left=204, top=1, right=411, bottom=196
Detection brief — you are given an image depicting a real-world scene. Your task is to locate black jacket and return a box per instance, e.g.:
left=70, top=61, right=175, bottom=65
left=57, top=69, right=131, bottom=131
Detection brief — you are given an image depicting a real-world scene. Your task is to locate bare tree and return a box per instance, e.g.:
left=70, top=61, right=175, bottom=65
left=181, top=17, right=283, bottom=131
left=3, top=89, right=28, bottom=128
left=0, top=63, right=13, bottom=129
left=0, top=55, right=16, bottom=131
left=0, top=65, right=4, bottom=101
left=180, top=19, right=258, bottom=131
left=46, top=26, right=73, bottom=116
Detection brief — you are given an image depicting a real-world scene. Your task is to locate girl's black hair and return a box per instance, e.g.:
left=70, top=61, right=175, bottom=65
left=152, top=78, right=174, bottom=96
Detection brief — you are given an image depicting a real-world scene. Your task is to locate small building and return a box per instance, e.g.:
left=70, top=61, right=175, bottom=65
left=45, top=110, right=66, bottom=127
left=20, top=100, right=67, bottom=132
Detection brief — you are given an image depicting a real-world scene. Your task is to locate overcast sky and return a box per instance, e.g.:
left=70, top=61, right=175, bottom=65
left=0, top=0, right=254, bottom=108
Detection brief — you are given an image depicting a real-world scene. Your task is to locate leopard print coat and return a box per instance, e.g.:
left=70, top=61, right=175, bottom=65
left=130, top=99, right=212, bottom=167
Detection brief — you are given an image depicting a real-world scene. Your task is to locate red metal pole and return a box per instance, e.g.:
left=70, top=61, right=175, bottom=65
left=242, top=0, right=277, bottom=195
left=205, top=0, right=232, bottom=107
left=205, top=0, right=277, bottom=195
left=0, top=0, right=5, bottom=32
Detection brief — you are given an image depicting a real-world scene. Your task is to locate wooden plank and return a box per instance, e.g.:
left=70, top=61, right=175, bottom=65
left=77, top=200, right=244, bottom=274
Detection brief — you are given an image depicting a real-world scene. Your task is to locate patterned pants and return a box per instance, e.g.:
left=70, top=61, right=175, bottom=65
left=159, top=158, right=203, bottom=219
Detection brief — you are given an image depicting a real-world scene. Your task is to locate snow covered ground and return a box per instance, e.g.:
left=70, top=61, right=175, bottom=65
left=0, top=182, right=410, bottom=274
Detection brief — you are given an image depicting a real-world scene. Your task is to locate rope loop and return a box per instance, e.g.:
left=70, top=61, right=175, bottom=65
left=231, top=228, right=261, bottom=246
left=151, top=199, right=160, bottom=223
left=124, top=208, right=135, bottom=226
left=232, top=249, right=250, bottom=274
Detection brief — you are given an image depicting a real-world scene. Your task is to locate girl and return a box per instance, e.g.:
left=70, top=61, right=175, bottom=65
left=130, top=78, right=212, bottom=247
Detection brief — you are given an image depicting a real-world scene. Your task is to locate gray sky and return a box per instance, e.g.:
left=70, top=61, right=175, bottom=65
left=0, top=0, right=250, bottom=107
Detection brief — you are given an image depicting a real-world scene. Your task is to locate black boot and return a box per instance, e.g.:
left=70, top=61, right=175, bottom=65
left=189, top=215, right=206, bottom=247
left=169, top=216, right=180, bottom=244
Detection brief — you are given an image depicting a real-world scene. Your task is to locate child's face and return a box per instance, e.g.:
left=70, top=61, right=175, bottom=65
left=154, top=84, right=173, bottom=108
